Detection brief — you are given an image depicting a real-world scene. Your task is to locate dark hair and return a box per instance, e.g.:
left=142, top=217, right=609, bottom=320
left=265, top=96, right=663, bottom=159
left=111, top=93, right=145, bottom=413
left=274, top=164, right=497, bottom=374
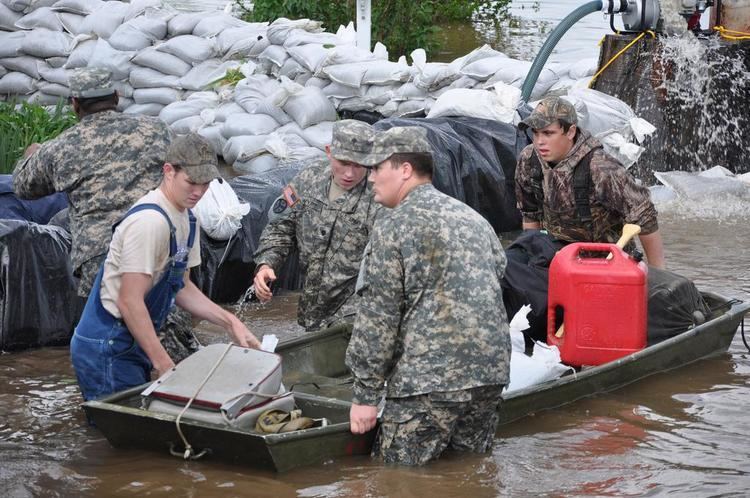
left=74, top=93, right=118, bottom=116
left=560, top=120, right=574, bottom=133
left=389, top=152, right=433, bottom=178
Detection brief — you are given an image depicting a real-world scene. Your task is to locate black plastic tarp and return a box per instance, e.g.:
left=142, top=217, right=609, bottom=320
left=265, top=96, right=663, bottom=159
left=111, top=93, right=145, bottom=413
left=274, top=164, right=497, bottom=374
left=0, top=174, right=68, bottom=224
left=374, top=115, right=530, bottom=233
left=191, top=164, right=307, bottom=303
left=647, top=267, right=711, bottom=345
left=0, top=220, right=84, bottom=351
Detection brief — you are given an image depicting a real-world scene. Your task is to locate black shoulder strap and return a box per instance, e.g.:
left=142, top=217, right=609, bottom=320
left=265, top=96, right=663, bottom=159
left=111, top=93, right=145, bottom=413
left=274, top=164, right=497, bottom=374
left=573, top=150, right=594, bottom=224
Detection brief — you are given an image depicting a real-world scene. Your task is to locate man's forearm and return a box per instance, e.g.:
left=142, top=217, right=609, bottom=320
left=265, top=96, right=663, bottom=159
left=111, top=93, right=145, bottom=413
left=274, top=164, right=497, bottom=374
left=639, top=230, right=665, bottom=269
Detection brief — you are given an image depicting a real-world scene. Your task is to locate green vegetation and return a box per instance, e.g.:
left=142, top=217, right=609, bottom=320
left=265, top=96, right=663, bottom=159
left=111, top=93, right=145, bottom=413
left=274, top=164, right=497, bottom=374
left=0, top=100, right=76, bottom=174
left=207, top=67, right=247, bottom=89
left=236, top=0, right=511, bottom=59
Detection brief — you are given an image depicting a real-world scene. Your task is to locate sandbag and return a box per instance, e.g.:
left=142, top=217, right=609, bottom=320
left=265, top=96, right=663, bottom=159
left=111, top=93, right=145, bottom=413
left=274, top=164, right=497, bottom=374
left=123, top=0, right=161, bottom=22
left=156, top=35, right=216, bottom=65
left=266, top=17, right=322, bottom=45
left=123, top=102, right=163, bottom=116
left=86, top=39, right=135, bottom=80
left=0, top=71, right=37, bottom=94
left=132, top=87, right=181, bottom=105
left=197, top=124, right=227, bottom=155
left=222, top=134, right=269, bottom=164
left=14, top=7, right=63, bottom=31
left=159, top=97, right=216, bottom=125
left=51, top=0, right=103, bottom=15
left=57, top=11, right=85, bottom=35
left=108, top=15, right=167, bottom=51
left=38, top=65, right=73, bottom=86
left=129, top=66, right=179, bottom=89
left=282, top=86, right=337, bottom=128
left=142, top=344, right=295, bottom=431
left=0, top=56, right=41, bottom=78
left=178, top=59, right=239, bottom=91
left=0, top=31, right=25, bottom=59
left=192, top=12, right=246, bottom=38
left=27, top=90, right=65, bottom=105
left=0, top=220, right=84, bottom=351
left=169, top=114, right=204, bottom=134
left=38, top=81, right=69, bottom=96
left=223, top=32, right=269, bottom=60
left=131, top=47, right=191, bottom=77
left=63, top=37, right=96, bottom=68
left=78, top=1, right=128, bottom=39
left=0, top=3, right=23, bottom=31
left=193, top=178, right=250, bottom=241
left=233, top=153, right=279, bottom=175
left=216, top=24, right=267, bottom=55
left=166, top=11, right=202, bottom=36
left=301, top=121, right=333, bottom=150
left=222, top=113, right=280, bottom=139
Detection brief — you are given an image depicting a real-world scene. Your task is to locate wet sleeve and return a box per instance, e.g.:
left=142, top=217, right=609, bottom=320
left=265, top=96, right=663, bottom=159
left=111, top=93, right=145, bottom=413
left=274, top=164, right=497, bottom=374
left=345, top=221, right=404, bottom=405
left=253, top=183, right=302, bottom=272
left=595, top=160, right=659, bottom=235
left=12, top=148, right=57, bottom=200
left=515, top=149, right=543, bottom=222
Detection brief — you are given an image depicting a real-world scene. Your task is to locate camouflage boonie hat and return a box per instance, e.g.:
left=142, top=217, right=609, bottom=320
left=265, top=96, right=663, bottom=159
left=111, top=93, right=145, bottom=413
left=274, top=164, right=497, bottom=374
left=68, top=67, right=115, bottom=98
left=165, top=133, right=221, bottom=184
left=519, top=96, right=578, bottom=131
left=329, top=119, right=376, bottom=164
left=359, top=126, right=432, bottom=166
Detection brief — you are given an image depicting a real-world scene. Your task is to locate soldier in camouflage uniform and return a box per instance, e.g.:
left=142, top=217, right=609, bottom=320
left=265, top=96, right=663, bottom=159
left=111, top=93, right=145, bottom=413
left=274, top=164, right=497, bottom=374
left=346, top=126, right=511, bottom=466
left=504, top=96, right=665, bottom=342
left=253, top=120, right=379, bottom=331
left=13, top=68, right=199, bottom=362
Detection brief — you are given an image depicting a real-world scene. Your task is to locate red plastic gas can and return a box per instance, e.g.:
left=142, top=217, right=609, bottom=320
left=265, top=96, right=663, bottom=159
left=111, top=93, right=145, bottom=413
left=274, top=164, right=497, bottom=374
left=547, top=242, right=648, bottom=367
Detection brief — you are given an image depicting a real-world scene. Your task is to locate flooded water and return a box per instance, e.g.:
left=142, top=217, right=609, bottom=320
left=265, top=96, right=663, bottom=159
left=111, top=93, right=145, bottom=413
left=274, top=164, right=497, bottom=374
left=2, top=2, right=750, bottom=496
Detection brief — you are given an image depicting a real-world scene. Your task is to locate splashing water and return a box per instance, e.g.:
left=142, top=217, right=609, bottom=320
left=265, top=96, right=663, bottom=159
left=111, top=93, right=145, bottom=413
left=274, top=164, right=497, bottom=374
left=660, top=0, right=690, bottom=35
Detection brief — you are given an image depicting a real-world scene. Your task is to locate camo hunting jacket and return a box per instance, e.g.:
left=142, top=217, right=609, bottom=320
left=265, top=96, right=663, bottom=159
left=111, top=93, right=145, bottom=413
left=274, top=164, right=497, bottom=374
left=346, top=184, right=511, bottom=405
left=253, top=160, right=378, bottom=331
left=515, top=130, right=659, bottom=244
left=13, top=110, right=171, bottom=275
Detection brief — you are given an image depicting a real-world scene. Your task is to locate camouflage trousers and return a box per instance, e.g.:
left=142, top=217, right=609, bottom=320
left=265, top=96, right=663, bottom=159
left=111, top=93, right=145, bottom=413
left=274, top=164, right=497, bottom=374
left=75, top=256, right=200, bottom=364
left=373, top=385, right=504, bottom=466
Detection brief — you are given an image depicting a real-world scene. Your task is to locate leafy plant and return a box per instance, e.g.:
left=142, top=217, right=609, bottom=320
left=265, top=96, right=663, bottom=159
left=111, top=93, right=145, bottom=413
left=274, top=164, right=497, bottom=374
left=207, top=67, right=247, bottom=89
left=0, top=100, right=77, bottom=174
left=236, top=0, right=511, bottom=59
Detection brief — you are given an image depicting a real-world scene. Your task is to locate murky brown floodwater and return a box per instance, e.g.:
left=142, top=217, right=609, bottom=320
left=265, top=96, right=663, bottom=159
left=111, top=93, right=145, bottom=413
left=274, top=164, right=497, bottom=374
left=3, top=2, right=750, bottom=496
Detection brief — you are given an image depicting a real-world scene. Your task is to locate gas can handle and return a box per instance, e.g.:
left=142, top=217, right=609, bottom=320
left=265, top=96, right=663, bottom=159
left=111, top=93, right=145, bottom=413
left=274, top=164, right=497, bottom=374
left=573, top=242, right=622, bottom=260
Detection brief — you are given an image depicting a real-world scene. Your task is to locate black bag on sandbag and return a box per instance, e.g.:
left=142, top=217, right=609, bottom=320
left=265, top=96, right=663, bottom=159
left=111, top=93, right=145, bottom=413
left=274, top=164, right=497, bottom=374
left=374, top=116, right=527, bottom=233
left=0, top=220, right=84, bottom=351
left=647, top=267, right=711, bottom=345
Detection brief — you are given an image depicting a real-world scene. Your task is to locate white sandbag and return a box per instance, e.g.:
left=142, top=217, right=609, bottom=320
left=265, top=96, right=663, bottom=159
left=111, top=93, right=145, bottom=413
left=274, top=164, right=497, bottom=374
left=233, top=153, right=278, bottom=175
left=446, top=75, right=477, bottom=90
left=264, top=133, right=324, bottom=165
left=131, top=47, right=191, bottom=77
left=485, top=64, right=559, bottom=101
left=38, top=65, right=73, bottom=85
left=275, top=121, right=306, bottom=142
left=450, top=44, right=506, bottom=71
left=197, top=123, right=226, bottom=154
left=2, top=0, right=31, bottom=12
left=14, top=7, right=63, bottom=31
left=20, top=29, right=72, bottom=58
left=38, top=81, right=69, bottom=96
left=216, top=24, right=267, bottom=55
left=0, top=71, right=36, bottom=94
left=392, top=82, right=428, bottom=101
left=213, top=101, right=243, bottom=122
left=319, top=44, right=377, bottom=68
left=129, top=66, right=179, bottom=89
left=322, top=80, right=364, bottom=99
left=57, top=11, right=86, bottom=34
left=167, top=11, right=202, bottom=36
left=156, top=35, right=216, bottom=65
left=337, top=96, right=376, bottom=113
left=63, top=37, right=95, bottom=68
left=427, top=83, right=521, bottom=123
left=178, top=59, right=240, bottom=91
left=294, top=71, right=312, bottom=86
left=233, top=75, right=288, bottom=123
left=282, top=85, right=337, bottom=128
left=412, top=62, right=460, bottom=91
left=282, top=29, right=341, bottom=48
left=0, top=4, right=23, bottom=31
left=78, top=1, right=127, bottom=39
left=123, top=0, right=161, bottom=22
left=301, top=121, right=333, bottom=150
left=133, top=86, right=180, bottom=105
left=279, top=57, right=307, bottom=80
left=362, top=60, right=411, bottom=85
left=364, top=83, right=398, bottom=105
left=320, top=62, right=368, bottom=88
left=394, top=99, right=427, bottom=118
left=46, top=56, right=66, bottom=68
left=51, top=0, right=102, bottom=15
left=266, top=17, right=322, bottom=46
left=653, top=170, right=750, bottom=200
left=159, top=97, right=215, bottom=125
left=112, top=79, right=133, bottom=98
left=0, top=65, right=6, bottom=77
left=193, top=178, right=250, bottom=240
left=108, top=16, right=167, bottom=51
left=223, top=32, right=268, bottom=60
left=257, top=44, right=288, bottom=68
left=304, top=76, right=328, bottom=89
left=170, top=114, right=204, bottom=134
left=568, top=57, right=598, bottom=80
left=123, top=101, right=163, bottom=116
left=86, top=39, right=135, bottom=80
left=376, top=100, right=398, bottom=118
left=565, top=87, right=637, bottom=137
left=185, top=90, right=219, bottom=105
left=0, top=56, right=41, bottom=78
left=461, top=54, right=515, bottom=81
left=0, top=31, right=25, bottom=58
left=27, top=90, right=65, bottom=105
left=222, top=113, right=279, bottom=139
left=597, top=131, right=644, bottom=169
left=192, top=12, right=245, bottom=38
left=285, top=43, right=330, bottom=73
left=222, top=134, right=269, bottom=164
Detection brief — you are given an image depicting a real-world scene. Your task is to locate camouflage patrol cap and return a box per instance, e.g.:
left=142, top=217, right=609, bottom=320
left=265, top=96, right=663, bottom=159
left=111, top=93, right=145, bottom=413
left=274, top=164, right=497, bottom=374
left=519, top=96, right=578, bottom=131
left=359, top=126, right=432, bottom=166
left=165, top=133, right=221, bottom=184
left=329, top=119, right=376, bottom=164
left=68, top=68, right=116, bottom=98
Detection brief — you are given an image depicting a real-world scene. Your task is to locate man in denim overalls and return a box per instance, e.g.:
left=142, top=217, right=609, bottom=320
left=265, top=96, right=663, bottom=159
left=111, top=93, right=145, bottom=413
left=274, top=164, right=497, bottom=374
left=71, top=133, right=260, bottom=402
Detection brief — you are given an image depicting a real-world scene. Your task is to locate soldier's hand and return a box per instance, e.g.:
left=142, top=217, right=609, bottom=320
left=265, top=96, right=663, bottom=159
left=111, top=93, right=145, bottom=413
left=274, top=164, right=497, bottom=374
left=253, top=265, right=276, bottom=303
left=350, top=403, right=378, bottom=434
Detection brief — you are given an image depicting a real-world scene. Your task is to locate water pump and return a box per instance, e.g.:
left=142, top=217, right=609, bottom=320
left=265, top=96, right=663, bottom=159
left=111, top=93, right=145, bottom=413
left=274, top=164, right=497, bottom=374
left=602, top=0, right=662, bottom=31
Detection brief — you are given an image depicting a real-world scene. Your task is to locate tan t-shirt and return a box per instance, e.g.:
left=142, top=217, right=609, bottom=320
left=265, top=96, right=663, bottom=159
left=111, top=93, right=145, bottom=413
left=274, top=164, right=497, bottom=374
left=100, top=188, right=201, bottom=318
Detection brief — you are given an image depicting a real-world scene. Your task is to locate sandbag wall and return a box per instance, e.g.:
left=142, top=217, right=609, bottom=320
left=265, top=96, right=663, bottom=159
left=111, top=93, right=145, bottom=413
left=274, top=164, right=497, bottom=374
left=1, top=0, right=601, bottom=176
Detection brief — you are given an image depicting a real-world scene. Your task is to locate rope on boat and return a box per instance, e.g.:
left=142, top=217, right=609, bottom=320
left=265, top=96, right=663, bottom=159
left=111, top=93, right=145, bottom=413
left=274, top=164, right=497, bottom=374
left=713, top=26, right=750, bottom=41
left=171, top=342, right=234, bottom=461
left=589, top=30, right=655, bottom=88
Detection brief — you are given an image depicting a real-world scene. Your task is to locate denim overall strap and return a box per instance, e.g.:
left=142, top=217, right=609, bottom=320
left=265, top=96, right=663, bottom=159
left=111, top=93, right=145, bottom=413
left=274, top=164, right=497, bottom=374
left=143, top=208, right=196, bottom=331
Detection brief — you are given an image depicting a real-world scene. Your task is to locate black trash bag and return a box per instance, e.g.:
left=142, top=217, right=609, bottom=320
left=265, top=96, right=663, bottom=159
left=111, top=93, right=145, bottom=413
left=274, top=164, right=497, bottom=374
left=647, top=267, right=711, bottom=345
left=373, top=116, right=527, bottom=233
left=191, top=163, right=308, bottom=303
left=0, top=220, right=84, bottom=351
left=0, top=174, right=68, bottom=224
